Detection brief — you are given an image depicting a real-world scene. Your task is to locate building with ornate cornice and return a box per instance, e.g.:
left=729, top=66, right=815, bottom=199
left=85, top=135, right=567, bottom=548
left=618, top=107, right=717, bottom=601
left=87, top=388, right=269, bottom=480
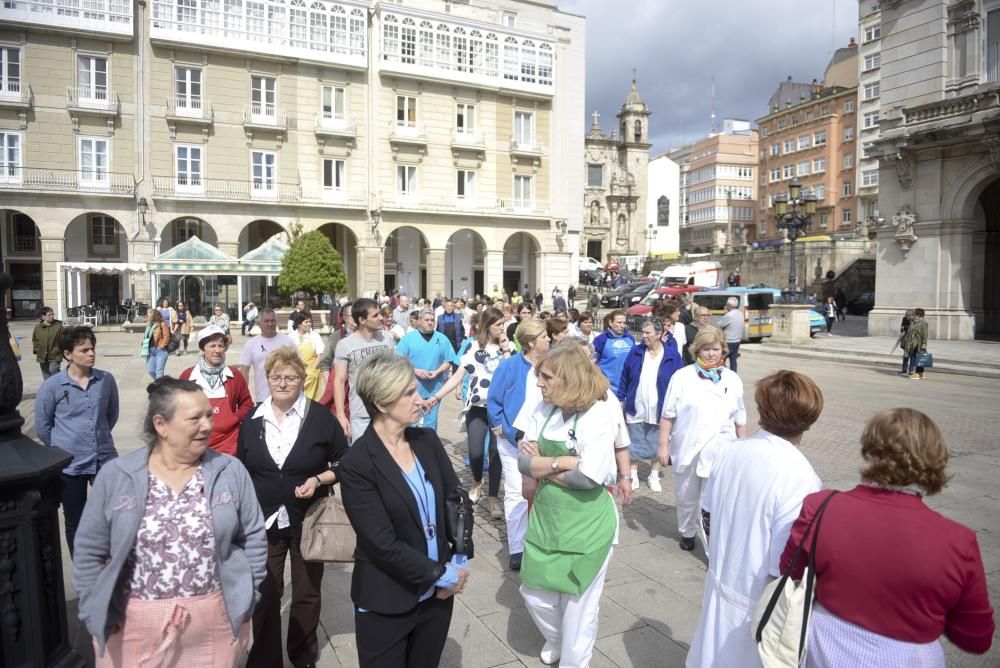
left=0, top=0, right=584, bottom=319
left=581, top=80, right=653, bottom=263
left=867, top=0, right=1000, bottom=340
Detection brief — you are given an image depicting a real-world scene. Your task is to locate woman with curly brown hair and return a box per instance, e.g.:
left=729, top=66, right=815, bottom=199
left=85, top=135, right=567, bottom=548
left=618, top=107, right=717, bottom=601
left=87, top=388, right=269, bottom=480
left=780, top=408, right=995, bottom=666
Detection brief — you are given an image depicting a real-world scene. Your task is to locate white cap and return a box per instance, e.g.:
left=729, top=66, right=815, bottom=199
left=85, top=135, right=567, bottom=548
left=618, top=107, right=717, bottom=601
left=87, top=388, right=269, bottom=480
left=197, top=324, right=228, bottom=348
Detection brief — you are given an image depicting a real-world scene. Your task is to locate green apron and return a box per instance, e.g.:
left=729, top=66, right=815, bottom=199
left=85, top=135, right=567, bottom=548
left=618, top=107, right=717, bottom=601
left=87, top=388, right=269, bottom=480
left=521, top=407, right=618, bottom=596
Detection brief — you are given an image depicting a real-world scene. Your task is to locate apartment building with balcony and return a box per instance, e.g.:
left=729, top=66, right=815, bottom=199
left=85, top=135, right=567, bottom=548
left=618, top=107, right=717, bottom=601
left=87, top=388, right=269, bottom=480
left=756, top=43, right=859, bottom=244
left=669, top=120, right=758, bottom=254
left=857, top=0, right=882, bottom=227
left=0, top=0, right=585, bottom=319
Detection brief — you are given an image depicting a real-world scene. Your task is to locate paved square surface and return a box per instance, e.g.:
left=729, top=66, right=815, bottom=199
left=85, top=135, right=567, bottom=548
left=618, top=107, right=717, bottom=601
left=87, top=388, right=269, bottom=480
left=12, top=326, right=998, bottom=667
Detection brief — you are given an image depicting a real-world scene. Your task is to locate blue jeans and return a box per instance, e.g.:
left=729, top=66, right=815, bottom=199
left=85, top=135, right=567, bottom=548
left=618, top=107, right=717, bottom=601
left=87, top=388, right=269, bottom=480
left=905, top=354, right=925, bottom=375
left=727, top=342, right=741, bottom=373
left=146, top=347, right=168, bottom=379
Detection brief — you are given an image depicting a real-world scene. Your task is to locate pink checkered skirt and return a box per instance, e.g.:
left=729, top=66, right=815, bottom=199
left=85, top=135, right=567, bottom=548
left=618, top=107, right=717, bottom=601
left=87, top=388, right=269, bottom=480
left=95, top=590, right=249, bottom=668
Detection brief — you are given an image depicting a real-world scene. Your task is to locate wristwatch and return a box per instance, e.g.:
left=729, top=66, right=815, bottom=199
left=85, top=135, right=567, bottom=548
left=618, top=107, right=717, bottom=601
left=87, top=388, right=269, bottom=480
left=550, top=457, right=559, bottom=471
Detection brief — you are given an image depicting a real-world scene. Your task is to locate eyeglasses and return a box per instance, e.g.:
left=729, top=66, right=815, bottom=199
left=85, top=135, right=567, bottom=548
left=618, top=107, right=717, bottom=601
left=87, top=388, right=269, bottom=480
left=267, top=375, right=301, bottom=385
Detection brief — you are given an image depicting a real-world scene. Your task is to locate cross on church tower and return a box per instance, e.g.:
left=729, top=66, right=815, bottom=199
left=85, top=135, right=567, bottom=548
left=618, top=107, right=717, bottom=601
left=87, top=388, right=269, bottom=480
left=591, top=110, right=600, bottom=127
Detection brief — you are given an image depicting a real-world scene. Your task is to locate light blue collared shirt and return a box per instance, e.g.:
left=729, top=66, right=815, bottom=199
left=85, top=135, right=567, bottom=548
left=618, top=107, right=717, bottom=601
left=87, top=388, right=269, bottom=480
left=34, top=369, right=119, bottom=475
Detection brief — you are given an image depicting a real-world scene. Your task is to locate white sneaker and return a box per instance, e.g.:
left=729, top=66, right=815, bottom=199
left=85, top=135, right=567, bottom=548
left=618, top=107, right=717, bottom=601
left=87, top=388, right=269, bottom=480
left=630, top=474, right=640, bottom=491
left=468, top=484, right=481, bottom=504
left=648, top=474, right=662, bottom=493
left=540, top=641, right=561, bottom=665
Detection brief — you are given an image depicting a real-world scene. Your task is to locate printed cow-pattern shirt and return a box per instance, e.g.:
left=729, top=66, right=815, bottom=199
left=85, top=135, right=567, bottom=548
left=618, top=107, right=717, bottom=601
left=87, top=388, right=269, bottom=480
left=124, top=468, right=221, bottom=600
left=461, top=341, right=505, bottom=408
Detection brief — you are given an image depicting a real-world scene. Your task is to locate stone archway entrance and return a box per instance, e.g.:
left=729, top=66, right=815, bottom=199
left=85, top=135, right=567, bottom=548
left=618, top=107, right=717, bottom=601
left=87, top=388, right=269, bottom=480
left=977, top=179, right=1000, bottom=339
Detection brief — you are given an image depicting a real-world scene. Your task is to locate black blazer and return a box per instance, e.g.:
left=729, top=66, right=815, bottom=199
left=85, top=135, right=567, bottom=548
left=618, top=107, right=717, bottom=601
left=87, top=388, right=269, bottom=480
left=338, top=424, right=461, bottom=614
left=236, top=398, right=349, bottom=532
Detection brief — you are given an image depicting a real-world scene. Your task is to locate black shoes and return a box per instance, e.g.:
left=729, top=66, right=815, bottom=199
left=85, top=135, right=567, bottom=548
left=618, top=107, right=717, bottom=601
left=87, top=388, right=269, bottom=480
left=509, top=552, right=523, bottom=571
left=679, top=536, right=696, bottom=551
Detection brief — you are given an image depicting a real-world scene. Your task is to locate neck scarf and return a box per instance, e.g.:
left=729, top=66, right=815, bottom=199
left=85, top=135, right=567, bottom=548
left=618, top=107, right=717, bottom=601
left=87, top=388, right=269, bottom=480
left=694, top=356, right=724, bottom=384
left=197, top=356, right=227, bottom=391
left=862, top=480, right=927, bottom=497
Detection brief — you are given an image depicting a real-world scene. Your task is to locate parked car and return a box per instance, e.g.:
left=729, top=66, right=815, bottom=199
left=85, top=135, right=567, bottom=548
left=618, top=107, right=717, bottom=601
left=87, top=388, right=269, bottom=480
left=579, top=256, right=603, bottom=272
left=847, top=291, right=875, bottom=315
left=579, top=269, right=602, bottom=287
left=625, top=285, right=706, bottom=332
left=600, top=282, right=643, bottom=308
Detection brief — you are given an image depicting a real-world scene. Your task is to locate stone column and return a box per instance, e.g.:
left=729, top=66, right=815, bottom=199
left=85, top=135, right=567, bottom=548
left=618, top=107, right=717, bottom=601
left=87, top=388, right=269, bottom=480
left=356, top=245, right=385, bottom=298
left=484, top=250, right=504, bottom=296
left=129, top=238, right=158, bottom=307
left=425, top=248, right=447, bottom=300
left=39, top=237, right=64, bottom=311
left=217, top=241, right=239, bottom=258
left=537, top=251, right=572, bottom=309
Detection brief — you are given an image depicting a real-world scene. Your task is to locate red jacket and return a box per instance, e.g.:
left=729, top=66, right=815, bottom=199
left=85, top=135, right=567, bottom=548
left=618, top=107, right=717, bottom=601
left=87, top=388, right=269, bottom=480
left=180, top=365, right=253, bottom=456
left=781, top=485, right=994, bottom=653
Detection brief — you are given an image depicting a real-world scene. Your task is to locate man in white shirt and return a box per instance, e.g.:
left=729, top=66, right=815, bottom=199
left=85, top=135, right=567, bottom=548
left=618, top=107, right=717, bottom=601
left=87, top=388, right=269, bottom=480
left=239, top=308, right=297, bottom=401
left=717, top=297, right=744, bottom=373
left=333, top=298, right=394, bottom=443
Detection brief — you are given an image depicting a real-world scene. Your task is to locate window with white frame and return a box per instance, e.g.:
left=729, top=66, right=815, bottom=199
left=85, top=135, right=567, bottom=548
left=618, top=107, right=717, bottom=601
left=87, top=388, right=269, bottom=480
left=503, top=36, right=518, bottom=80
left=436, top=24, right=451, bottom=70
left=77, top=54, right=108, bottom=103
left=396, top=95, right=417, bottom=127
left=457, top=169, right=475, bottom=200
left=863, top=82, right=880, bottom=99
left=844, top=126, right=854, bottom=142
left=814, top=130, right=827, bottom=145
left=175, top=144, right=203, bottom=192
left=587, top=164, right=603, bottom=187
left=323, top=158, right=345, bottom=191
left=797, top=161, right=810, bottom=176
left=396, top=164, right=416, bottom=195
left=843, top=181, right=853, bottom=197
left=770, top=143, right=780, bottom=157
left=863, top=111, right=880, bottom=129
left=453, top=27, right=469, bottom=72
left=819, top=212, right=830, bottom=229
left=770, top=167, right=781, bottom=182
left=812, top=157, right=826, bottom=173
left=990, top=8, right=1000, bottom=81
left=250, top=75, right=276, bottom=121
left=820, top=105, right=830, bottom=115
left=174, top=218, right=202, bottom=245
left=791, top=115, right=799, bottom=126
left=456, top=102, right=476, bottom=134
left=0, top=131, right=21, bottom=184
left=78, top=136, right=108, bottom=186
left=89, top=214, right=117, bottom=255
left=400, top=17, right=416, bottom=64
left=783, top=139, right=795, bottom=154
left=0, top=47, right=20, bottom=98
left=321, top=85, right=346, bottom=121
left=842, top=208, right=852, bottom=225
left=514, top=174, right=532, bottom=207
left=174, top=66, right=202, bottom=112
left=762, top=126, right=769, bottom=138
left=862, top=168, right=879, bottom=186
left=777, top=118, right=786, bottom=130
left=783, top=164, right=794, bottom=179
left=814, top=185, right=827, bottom=200
left=843, top=153, right=854, bottom=169
left=418, top=21, right=434, bottom=66
left=513, top=110, right=534, bottom=146
left=251, top=150, right=277, bottom=196
left=844, top=99, right=855, bottom=113
left=798, top=135, right=811, bottom=150
left=864, top=24, right=881, bottom=42
left=864, top=52, right=881, bottom=70
left=502, top=10, right=516, bottom=28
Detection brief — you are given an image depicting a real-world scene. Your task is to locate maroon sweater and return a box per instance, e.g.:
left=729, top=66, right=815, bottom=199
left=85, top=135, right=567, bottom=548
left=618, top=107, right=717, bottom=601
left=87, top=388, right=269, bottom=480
left=781, top=485, right=994, bottom=654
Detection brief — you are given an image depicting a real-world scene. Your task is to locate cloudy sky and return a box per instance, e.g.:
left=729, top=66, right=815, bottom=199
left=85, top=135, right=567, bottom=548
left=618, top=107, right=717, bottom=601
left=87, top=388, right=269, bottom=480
left=559, top=0, right=860, bottom=155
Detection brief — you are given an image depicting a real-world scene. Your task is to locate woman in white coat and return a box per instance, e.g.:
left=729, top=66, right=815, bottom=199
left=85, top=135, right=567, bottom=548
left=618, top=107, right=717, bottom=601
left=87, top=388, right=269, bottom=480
left=658, top=326, right=747, bottom=551
left=686, top=370, right=824, bottom=668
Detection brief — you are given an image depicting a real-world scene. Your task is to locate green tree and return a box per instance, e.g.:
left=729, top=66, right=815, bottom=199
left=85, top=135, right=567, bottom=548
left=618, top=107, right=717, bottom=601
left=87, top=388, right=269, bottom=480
left=277, top=230, right=347, bottom=302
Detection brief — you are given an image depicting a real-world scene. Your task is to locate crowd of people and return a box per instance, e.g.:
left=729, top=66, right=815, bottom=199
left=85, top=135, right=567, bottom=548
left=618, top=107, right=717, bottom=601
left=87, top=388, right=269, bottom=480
left=25, top=284, right=993, bottom=667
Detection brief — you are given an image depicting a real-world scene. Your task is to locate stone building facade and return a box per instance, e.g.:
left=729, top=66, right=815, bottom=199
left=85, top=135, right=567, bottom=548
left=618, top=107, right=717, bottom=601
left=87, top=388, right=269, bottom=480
left=0, top=0, right=584, bottom=319
left=581, top=80, right=651, bottom=262
left=868, top=0, right=1000, bottom=340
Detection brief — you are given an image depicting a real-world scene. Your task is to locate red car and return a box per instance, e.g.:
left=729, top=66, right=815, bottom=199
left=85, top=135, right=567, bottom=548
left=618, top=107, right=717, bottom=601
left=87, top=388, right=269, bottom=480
left=626, top=285, right=706, bottom=331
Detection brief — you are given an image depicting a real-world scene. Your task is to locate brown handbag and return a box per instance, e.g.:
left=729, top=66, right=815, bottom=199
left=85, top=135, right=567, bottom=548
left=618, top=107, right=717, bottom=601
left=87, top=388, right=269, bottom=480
left=300, top=490, right=356, bottom=563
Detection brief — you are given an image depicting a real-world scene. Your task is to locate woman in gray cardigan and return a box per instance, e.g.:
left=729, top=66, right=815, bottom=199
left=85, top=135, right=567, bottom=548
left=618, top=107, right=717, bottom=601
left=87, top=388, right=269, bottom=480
left=73, top=377, right=267, bottom=666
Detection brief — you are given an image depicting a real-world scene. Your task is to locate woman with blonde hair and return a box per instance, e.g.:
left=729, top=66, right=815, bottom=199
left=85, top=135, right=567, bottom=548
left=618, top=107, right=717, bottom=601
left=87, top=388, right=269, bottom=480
left=658, top=326, right=747, bottom=551
left=140, top=308, right=171, bottom=380
left=517, top=342, right=632, bottom=667
left=781, top=408, right=994, bottom=666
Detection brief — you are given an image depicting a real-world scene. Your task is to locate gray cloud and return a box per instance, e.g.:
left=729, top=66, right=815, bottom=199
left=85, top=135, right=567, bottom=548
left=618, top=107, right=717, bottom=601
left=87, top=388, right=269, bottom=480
left=560, top=0, right=861, bottom=154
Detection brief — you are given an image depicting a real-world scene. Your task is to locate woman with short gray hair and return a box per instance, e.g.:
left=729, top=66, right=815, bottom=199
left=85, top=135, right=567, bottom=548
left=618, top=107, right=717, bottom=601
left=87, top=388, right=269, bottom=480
left=73, top=377, right=266, bottom=666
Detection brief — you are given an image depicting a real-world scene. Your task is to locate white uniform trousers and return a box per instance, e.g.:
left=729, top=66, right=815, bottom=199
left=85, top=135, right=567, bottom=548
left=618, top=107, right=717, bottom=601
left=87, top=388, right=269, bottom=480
left=520, top=549, right=612, bottom=668
left=498, top=437, right=529, bottom=554
left=673, top=461, right=707, bottom=545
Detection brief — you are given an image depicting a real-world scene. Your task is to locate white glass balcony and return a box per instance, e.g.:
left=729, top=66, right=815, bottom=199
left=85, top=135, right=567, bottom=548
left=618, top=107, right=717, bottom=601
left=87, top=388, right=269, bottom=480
left=67, top=85, right=120, bottom=115
left=0, top=81, right=31, bottom=109
left=509, top=135, right=544, bottom=157
left=315, top=112, right=355, bottom=138
left=451, top=128, right=485, bottom=148
left=149, top=0, right=367, bottom=67
left=166, top=95, right=212, bottom=123
left=243, top=104, right=286, bottom=130
left=0, top=0, right=132, bottom=36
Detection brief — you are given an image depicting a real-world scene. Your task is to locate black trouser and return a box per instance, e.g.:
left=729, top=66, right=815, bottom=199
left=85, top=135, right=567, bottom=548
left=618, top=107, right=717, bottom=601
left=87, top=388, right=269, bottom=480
left=727, top=342, right=741, bottom=374
left=249, top=527, right=325, bottom=668
left=40, top=361, right=61, bottom=379
left=61, top=472, right=96, bottom=557
left=466, top=406, right=500, bottom=497
left=355, top=596, right=454, bottom=667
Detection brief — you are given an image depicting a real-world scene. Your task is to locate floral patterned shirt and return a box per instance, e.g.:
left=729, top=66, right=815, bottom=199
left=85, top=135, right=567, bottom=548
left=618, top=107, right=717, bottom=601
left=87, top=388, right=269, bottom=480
left=125, top=468, right=221, bottom=600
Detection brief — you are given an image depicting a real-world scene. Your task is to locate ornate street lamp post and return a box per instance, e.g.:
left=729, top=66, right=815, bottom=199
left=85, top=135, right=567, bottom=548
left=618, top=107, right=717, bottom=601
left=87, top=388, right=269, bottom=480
left=774, top=178, right=818, bottom=303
